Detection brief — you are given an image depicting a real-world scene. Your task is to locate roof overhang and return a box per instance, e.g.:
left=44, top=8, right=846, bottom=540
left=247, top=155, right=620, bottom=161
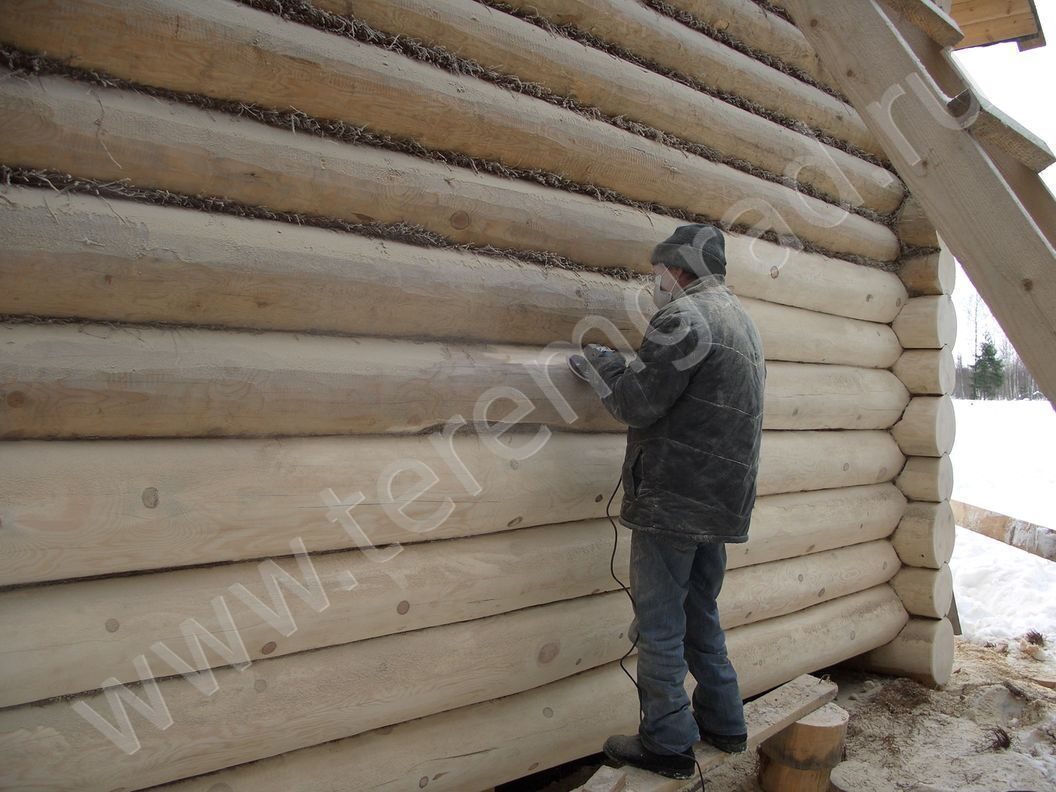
left=949, top=0, right=1046, bottom=50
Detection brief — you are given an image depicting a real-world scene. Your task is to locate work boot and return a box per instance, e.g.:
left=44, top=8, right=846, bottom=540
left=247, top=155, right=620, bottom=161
left=693, top=713, right=747, bottom=753
left=602, top=734, right=696, bottom=779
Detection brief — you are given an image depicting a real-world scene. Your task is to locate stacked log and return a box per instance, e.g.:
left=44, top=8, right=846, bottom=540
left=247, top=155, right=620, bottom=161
left=0, top=0, right=920, bottom=788
left=866, top=239, right=957, bottom=686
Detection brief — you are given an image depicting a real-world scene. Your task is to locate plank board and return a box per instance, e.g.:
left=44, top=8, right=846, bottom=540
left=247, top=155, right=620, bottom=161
left=784, top=0, right=1056, bottom=405
left=576, top=674, right=838, bottom=791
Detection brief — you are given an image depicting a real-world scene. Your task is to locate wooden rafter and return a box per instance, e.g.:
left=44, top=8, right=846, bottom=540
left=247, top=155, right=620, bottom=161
left=784, top=0, right=1056, bottom=406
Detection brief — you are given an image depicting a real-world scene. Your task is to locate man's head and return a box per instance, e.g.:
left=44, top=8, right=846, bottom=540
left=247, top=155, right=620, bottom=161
left=649, top=223, right=727, bottom=285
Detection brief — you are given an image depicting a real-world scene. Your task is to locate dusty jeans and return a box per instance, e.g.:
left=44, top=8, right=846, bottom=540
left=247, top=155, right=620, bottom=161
left=629, top=529, right=746, bottom=755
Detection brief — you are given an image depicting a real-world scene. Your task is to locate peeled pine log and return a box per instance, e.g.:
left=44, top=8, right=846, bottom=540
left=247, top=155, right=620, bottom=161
left=0, top=433, right=903, bottom=585
left=892, top=295, right=958, bottom=349
left=656, top=0, right=834, bottom=89
left=718, top=540, right=899, bottom=630
left=894, top=193, right=939, bottom=248
left=896, top=455, right=954, bottom=502
left=732, top=483, right=905, bottom=569
left=0, top=189, right=902, bottom=367
left=891, top=395, right=956, bottom=457
left=0, top=533, right=895, bottom=708
left=0, top=85, right=907, bottom=314
left=741, top=298, right=901, bottom=367
left=0, top=592, right=633, bottom=792
left=898, top=247, right=956, bottom=296
left=891, top=500, right=956, bottom=568
left=0, top=186, right=906, bottom=329
left=0, top=322, right=912, bottom=439
left=853, top=616, right=955, bottom=687
left=890, top=563, right=953, bottom=618
left=309, top=0, right=898, bottom=211
left=892, top=348, right=956, bottom=395
left=0, top=587, right=906, bottom=792
left=497, top=0, right=881, bottom=156
left=759, top=703, right=849, bottom=792
left=727, top=245, right=905, bottom=323
left=0, top=14, right=896, bottom=263
left=761, top=363, right=910, bottom=430
left=758, top=432, right=905, bottom=496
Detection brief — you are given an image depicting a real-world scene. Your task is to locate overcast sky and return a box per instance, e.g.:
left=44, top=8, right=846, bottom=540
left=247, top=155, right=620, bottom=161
left=946, top=5, right=1056, bottom=365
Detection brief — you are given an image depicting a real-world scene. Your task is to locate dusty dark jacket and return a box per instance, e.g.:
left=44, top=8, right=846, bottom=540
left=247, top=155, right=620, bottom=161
left=593, top=274, right=766, bottom=543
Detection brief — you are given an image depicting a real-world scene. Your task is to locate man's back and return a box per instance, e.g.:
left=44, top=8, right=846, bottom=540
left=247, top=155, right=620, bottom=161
left=608, top=273, right=766, bottom=544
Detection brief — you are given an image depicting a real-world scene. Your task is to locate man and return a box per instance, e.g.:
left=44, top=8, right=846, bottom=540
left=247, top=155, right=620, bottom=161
left=569, top=223, right=766, bottom=779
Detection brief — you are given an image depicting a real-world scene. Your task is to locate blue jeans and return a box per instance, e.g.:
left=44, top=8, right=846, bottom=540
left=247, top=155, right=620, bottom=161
left=628, top=529, right=746, bottom=756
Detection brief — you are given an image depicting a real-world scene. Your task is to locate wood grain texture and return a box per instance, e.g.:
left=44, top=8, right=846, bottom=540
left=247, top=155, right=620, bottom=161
left=891, top=395, right=956, bottom=457
left=0, top=78, right=907, bottom=293
left=497, top=0, right=881, bottom=156
left=892, top=295, right=958, bottom=349
left=898, top=247, right=956, bottom=296
left=891, top=500, right=956, bottom=568
left=0, top=430, right=903, bottom=584
left=892, top=348, right=956, bottom=395
left=0, top=188, right=903, bottom=366
left=0, top=4, right=898, bottom=258
left=313, top=0, right=900, bottom=211
left=853, top=616, right=955, bottom=686
left=0, top=591, right=635, bottom=791
left=0, top=536, right=897, bottom=707
left=0, top=323, right=912, bottom=439
left=896, top=455, right=954, bottom=502
left=784, top=0, right=1056, bottom=403
left=890, top=563, right=953, bottom=617
left=654, top=0, right=833, bottom=88
left=0, top=587, right=906, bottom=792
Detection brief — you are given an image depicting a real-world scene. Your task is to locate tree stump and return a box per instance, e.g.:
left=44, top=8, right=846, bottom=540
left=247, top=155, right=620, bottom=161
left=758, top=702, right=849, bottom=792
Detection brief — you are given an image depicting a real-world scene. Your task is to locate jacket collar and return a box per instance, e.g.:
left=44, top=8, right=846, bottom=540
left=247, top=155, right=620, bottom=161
left=682, top=273, right=727, bottom=295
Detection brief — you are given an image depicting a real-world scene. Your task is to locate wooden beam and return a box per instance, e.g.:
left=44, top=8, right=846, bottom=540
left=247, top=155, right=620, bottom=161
left=783, top=0, right=1056, bottom=404
left=853, top=616, right=955, bottom=686
left=0, top=591, right=635, bottom=792
left=644, top=0, right=834, bottom=88
left=95, top=589, right=903, bottom=792
left=958, top=12, right=1040, bottom=48
left=0, top=185, right=908, bottom=326
left=0, top=323, right=910, bottom=439
left=0, top=189, right=902, bottom=368
left=1, top=537, right=896, bottom=708
left=0, top=71, right=901, bottom=268
left=950, top=0, right=1033, bottom=27
left=492, top=0, right=881, bottom=156
left=892, top=500, right=956, bottom=568
left=879, top=0, right=965, bottom=47
left=585, top=674, right=840, bottom=791
left=0, top=432, right=902, bottom=585
left=948, top=88, right=1055, bottom=172
left=308, top=0, right=894, bottom=210
left=0, top=3, right=899, bottom=256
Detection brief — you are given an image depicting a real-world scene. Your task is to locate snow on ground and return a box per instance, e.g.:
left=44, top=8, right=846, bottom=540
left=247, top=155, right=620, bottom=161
left=952, top=398, right=1056, bottom=529
left=951, top=398, right=1056, bottom=672
left=953, top=527, right=1056, bottom=663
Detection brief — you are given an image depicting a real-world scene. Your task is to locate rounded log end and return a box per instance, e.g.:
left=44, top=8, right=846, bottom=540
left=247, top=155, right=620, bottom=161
left=856, top=617, right=955, bottom=687
left=896, top=455, right=953, bottom=502
left=892, top=500, right=956, bottom=568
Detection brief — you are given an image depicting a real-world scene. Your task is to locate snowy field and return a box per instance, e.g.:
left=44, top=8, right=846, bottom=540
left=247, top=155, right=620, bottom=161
left=951, top=398, right=1056, bottom=529
left=951, top=399, right=1056, bottom=655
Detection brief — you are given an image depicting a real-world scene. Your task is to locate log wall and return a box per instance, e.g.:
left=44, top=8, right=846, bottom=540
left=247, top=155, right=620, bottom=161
left=0, top=0, right=935, bottom=788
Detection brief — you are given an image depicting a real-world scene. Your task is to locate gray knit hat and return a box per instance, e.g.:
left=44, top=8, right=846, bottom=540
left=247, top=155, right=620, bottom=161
left=649, top=223, right=727, bottom=279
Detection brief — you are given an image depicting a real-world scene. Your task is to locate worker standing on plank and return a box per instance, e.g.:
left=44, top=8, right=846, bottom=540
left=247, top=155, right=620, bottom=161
left=569, top=223, right=766, bottom=780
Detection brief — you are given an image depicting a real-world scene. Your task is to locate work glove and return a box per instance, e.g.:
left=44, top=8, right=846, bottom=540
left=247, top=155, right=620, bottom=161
left=568, top=344, right=617, bottom=383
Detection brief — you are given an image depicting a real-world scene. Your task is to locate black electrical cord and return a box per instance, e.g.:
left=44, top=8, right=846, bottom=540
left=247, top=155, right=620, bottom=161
left=605, top=477, right=707, bottom=791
